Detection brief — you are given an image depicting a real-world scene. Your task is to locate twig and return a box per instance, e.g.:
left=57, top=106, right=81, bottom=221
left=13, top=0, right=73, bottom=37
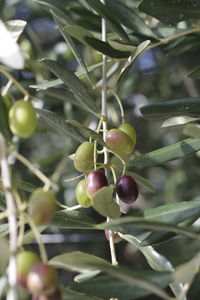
left=0, top=133, right=18, bottom=300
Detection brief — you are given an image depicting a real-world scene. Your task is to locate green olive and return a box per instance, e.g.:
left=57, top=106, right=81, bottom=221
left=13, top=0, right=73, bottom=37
left=74, top=142, right=94, bottom=172
left=28, top=189, right=56, bottom=225
left=9, top=100, right=37, bottom=138
left=76, top=179, right=92, bottom=207
left=119, top=123, right=136, bottom=149
left=105, top=129, right=133, bottom=156
left=16, top=251, right=41, bottom=288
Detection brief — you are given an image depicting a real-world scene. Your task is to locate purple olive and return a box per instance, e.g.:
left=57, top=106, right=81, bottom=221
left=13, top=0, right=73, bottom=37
left=116, top=175, right=138, bottom=204
left=86, top=170, right=108, bottom=198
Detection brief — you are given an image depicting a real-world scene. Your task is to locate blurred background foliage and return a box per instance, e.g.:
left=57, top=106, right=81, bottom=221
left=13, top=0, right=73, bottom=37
left=1, top=0, right=200, bottom=299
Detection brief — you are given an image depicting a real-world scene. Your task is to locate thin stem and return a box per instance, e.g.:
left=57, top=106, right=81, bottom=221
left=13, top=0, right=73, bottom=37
left=101, top=0, right=118, bottom=266
left=56, top=201, right=81, bottom=211
left=109, top=90, right=125, bottom=124
left=0, top=133, right=18, bottom=300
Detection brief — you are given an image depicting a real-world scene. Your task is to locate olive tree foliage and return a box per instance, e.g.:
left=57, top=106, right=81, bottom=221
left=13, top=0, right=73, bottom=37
left=1, top=0, right=200, bottom=299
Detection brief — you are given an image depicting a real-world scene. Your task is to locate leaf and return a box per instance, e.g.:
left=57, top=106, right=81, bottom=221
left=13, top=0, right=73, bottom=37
left=37, top=109, right=85, bottom=142
left=162, top=116, right=200, bottom=128
left=92, top=187, right=121, bottom=218
left=6, top=20, right=27, bottom=42
left=53, top=210, right=96, bottom=229
left=64, top=25, right=94, bottom=45
left=0, top=224, right=9, bottom=237
left=183, top=123, right=200, bottom=138
left=74, top=271, right=101, bottom=283
left=51, top=251, right=171, bottom=299
left=187, top=65, right=200, bottom=79
left=40, top=59, right=98, bottom=116
left=0, top=19, right=24, bottom=69
left=128, top=138, right=200, bottom=167
left=0, top=238, right=9, bottom=275
left=122, top=234, right=186, bottom=300
left=83, top=0, right=130, bottom=41
left=61, top=287, right=104, bottom=300
left=106, top=0, right=156, bottom=39
left=50, top=10, right=93, bottom=86
left=84, top=36, right=131, bottom=59
left=127, top=171, right=155, bottom=193
left=141, top=98, right=200, bottom=120
left=35, top=0, right=70, bottom=22
left=139, top=0, right=200, bottom=25
left=0, top=98, right=12, bottom=141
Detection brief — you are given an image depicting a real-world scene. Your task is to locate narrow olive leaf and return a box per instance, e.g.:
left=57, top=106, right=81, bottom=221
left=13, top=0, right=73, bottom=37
left=22, top=226, right=46, bottom=244
left=106, top=0, right=157, bottom=39
left=0, top=238, right=9, bottom=275
left=127, top=171, right=155, bottom=193
left=92, top=187, right=121, bottom=218
left=74, top=270, right=101, bottom=283
left=84, top=36, right=131, bottom=59
left=66, top=120, right=106, bottom=147
left=187, top=65, right=200, bottom=79
left=183, top=123, right=200, bottom=139
left=37, top=109, right=85, bottom=142
left=53, top=210, right=96, bottom=229
left=64, top=25, right=94, bottom=45
left=51, top=10, right=93, bottom=86
left=0, top=192, right=6, bottom=210
left=140, top=98, right=200, bottom=120
left=128, top=138, right=200, bottom=167
left=174, top=250, right=200, bottom=284
left=62, top=287, right=104, bottom=300
left=50, top=251, right=171, bottom=299
left=44, top=89, right=78, bottom=107
left=122, top=234, right=186, bottom=300
left=162, top=116, right=200, bottom=128
left=0, top=98, right=12, bottom=141
left=17, top=180, right=37, bottom=193
left=40, top=59, right=98, bottom=116
left=83, top=0, right=130, bottom=42
left=34, top=0, right=70, bottom=23
left=139, top=0, right=200, bottom=25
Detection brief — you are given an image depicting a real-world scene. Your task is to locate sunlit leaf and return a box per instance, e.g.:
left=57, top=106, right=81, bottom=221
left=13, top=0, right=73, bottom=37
left=162, top=116, right=200, bottom=128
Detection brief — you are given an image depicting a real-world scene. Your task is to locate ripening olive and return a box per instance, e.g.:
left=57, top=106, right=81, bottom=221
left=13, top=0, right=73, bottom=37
left=27, top=263, right=58, bottom=295
left=74, top=142, right=94, bottom=172
left=28, top=189, right=56, bottom=225
left=9, top=100, right=37, bottom=138
left=76, top=179, right=92, bottom=208
left=86, top=170, right=108, bottom=198
left=105, top=129, right=134, bottom=156
left=116, top=175, right=138, bottom=204
left=119, top=123, right=136, bottom=149
left=105, top=230, right=122, bottom=244
left=16, top=251, right=41, bottom=288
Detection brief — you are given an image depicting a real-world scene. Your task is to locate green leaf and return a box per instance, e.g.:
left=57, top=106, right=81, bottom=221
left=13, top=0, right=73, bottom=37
left=17, top=180, right=37, bottom=193
left=35, top=0, right=70, bottom=22
left=84, top=36, right=131, bottom=59
left=74, top=271, right=101, bottom=283
left=0, top=238, right=9, bottom=275
left=51, top=251, right=171, bottom=299
left=92, top=187, right=121, bottom=218
left=50, top=10, right=93, bottom=86
left=53, top=210, right=96, bottom=229
left=41, top=59, right=98, bottom=116
left=162, top=116, right=200, bottom=128
left=0, top=98, right=12, bottom=141
left=0, top=224, right=9, bottom=237
left=127, top=171, right=155, bottom=193
left=140, top=98, right=200, bottom=120
left=106, top=0, right=157, bottom=39
left=83, top=0, right=130, bottom=41
left=44, top=89, right=78, bottom=107
left=183, top=123, right=200, bottom=138
left=128, top=138, right=200, bottom=167
left=62, top=287, right=104, bottom=300
left=187, top=65, right=200, bottom=79
left=139, top=0, right=200, bottom=25
left=37, top=109, right=85, bottom=142
left=64, top=25, right=94, bottom=45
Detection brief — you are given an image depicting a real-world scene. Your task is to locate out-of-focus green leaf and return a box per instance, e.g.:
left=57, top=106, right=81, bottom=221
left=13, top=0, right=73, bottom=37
left=139, top=0, right=200, bottom=25
left=183, top=123, right=200, bottom=138
left=53, top=211, right=96, bottom=229
left=127, top=171, right=155, bottom=193
left=61, top=287, right=104, bottom=300
left=74, top=271, right=101, bottom=283
left=37, top=109, right=85, bottom=142
left=106, top=0, right=157, bottom=39
left=166, top=35, right=200, bottom=56
left=0, top=237, right=9, bottom=275
left=64, top=25, right=93, bottom=45
left=41, top=59, right=98, bottom=116
left=83, top=0, right=130, bottom=41
left=35, top=0, right=70, bottom=22
left=92, top=187, right=121, bottom=219
left=141, top=98, right=200, bottom=120
left=187, top=65, right=200, bottom=79
left=51, top=251, right=171, bottom=299
left=128, top=138, right=200, bottom=167
left=162, top=116, right=200, bottom=128
left=0, top=98, right=12, bottom=141
left=44, top=89, right=78, bottom=106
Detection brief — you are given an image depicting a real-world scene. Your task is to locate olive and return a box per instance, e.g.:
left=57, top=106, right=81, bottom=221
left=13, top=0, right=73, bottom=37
left=105, top=129, right=133, bottom=156
left=86, top=170, right=108, bottom=198
left=119, top=123, right=136, bottom=149
left=74, top=142, right=94, bottom=172
left=116, top=175, right=138, bottom=204
left=76, top=179, right=92, bottom=207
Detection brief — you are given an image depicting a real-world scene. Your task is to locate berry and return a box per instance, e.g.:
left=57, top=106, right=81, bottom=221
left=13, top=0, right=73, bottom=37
left=119, top=123, right=136, bottom=149
left=28, top=189, right=56, bottom=225
left=86, top=170, right=108, bottom=198
left=116, top=175, right=138, bottom=204
left=105, top=230, right=122, bottom=244
left=16, top=251, right=41, bottom=288
left=105, top=129, right=133, bottom=156
left=31, top=288, right=61, bottom=300
left=76, top=179, right=92, bottom=207
left=27, top=263, right=58, bottom=295
left=9, top=100, right=37, bottom=138
left=74, top=142, right=94, bottom=172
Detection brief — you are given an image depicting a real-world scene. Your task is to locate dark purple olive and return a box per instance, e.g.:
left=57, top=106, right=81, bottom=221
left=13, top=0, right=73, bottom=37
left=86, top=170, right=108, bottom=198
left=116, top=175, right=138, bottom=204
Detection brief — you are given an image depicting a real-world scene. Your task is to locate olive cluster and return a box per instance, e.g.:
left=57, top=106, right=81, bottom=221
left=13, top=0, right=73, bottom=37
left=17, top=251, right=61, bottom=300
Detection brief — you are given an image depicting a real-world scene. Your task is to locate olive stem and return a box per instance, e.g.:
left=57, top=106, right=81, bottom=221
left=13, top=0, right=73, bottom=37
left=56, top=201, right=81, bottom=211
left=109, top=90, right=125, bottom=124
left=101, top=0, right=118, bottom=266
left=0, top=133, right=18, bottom=300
